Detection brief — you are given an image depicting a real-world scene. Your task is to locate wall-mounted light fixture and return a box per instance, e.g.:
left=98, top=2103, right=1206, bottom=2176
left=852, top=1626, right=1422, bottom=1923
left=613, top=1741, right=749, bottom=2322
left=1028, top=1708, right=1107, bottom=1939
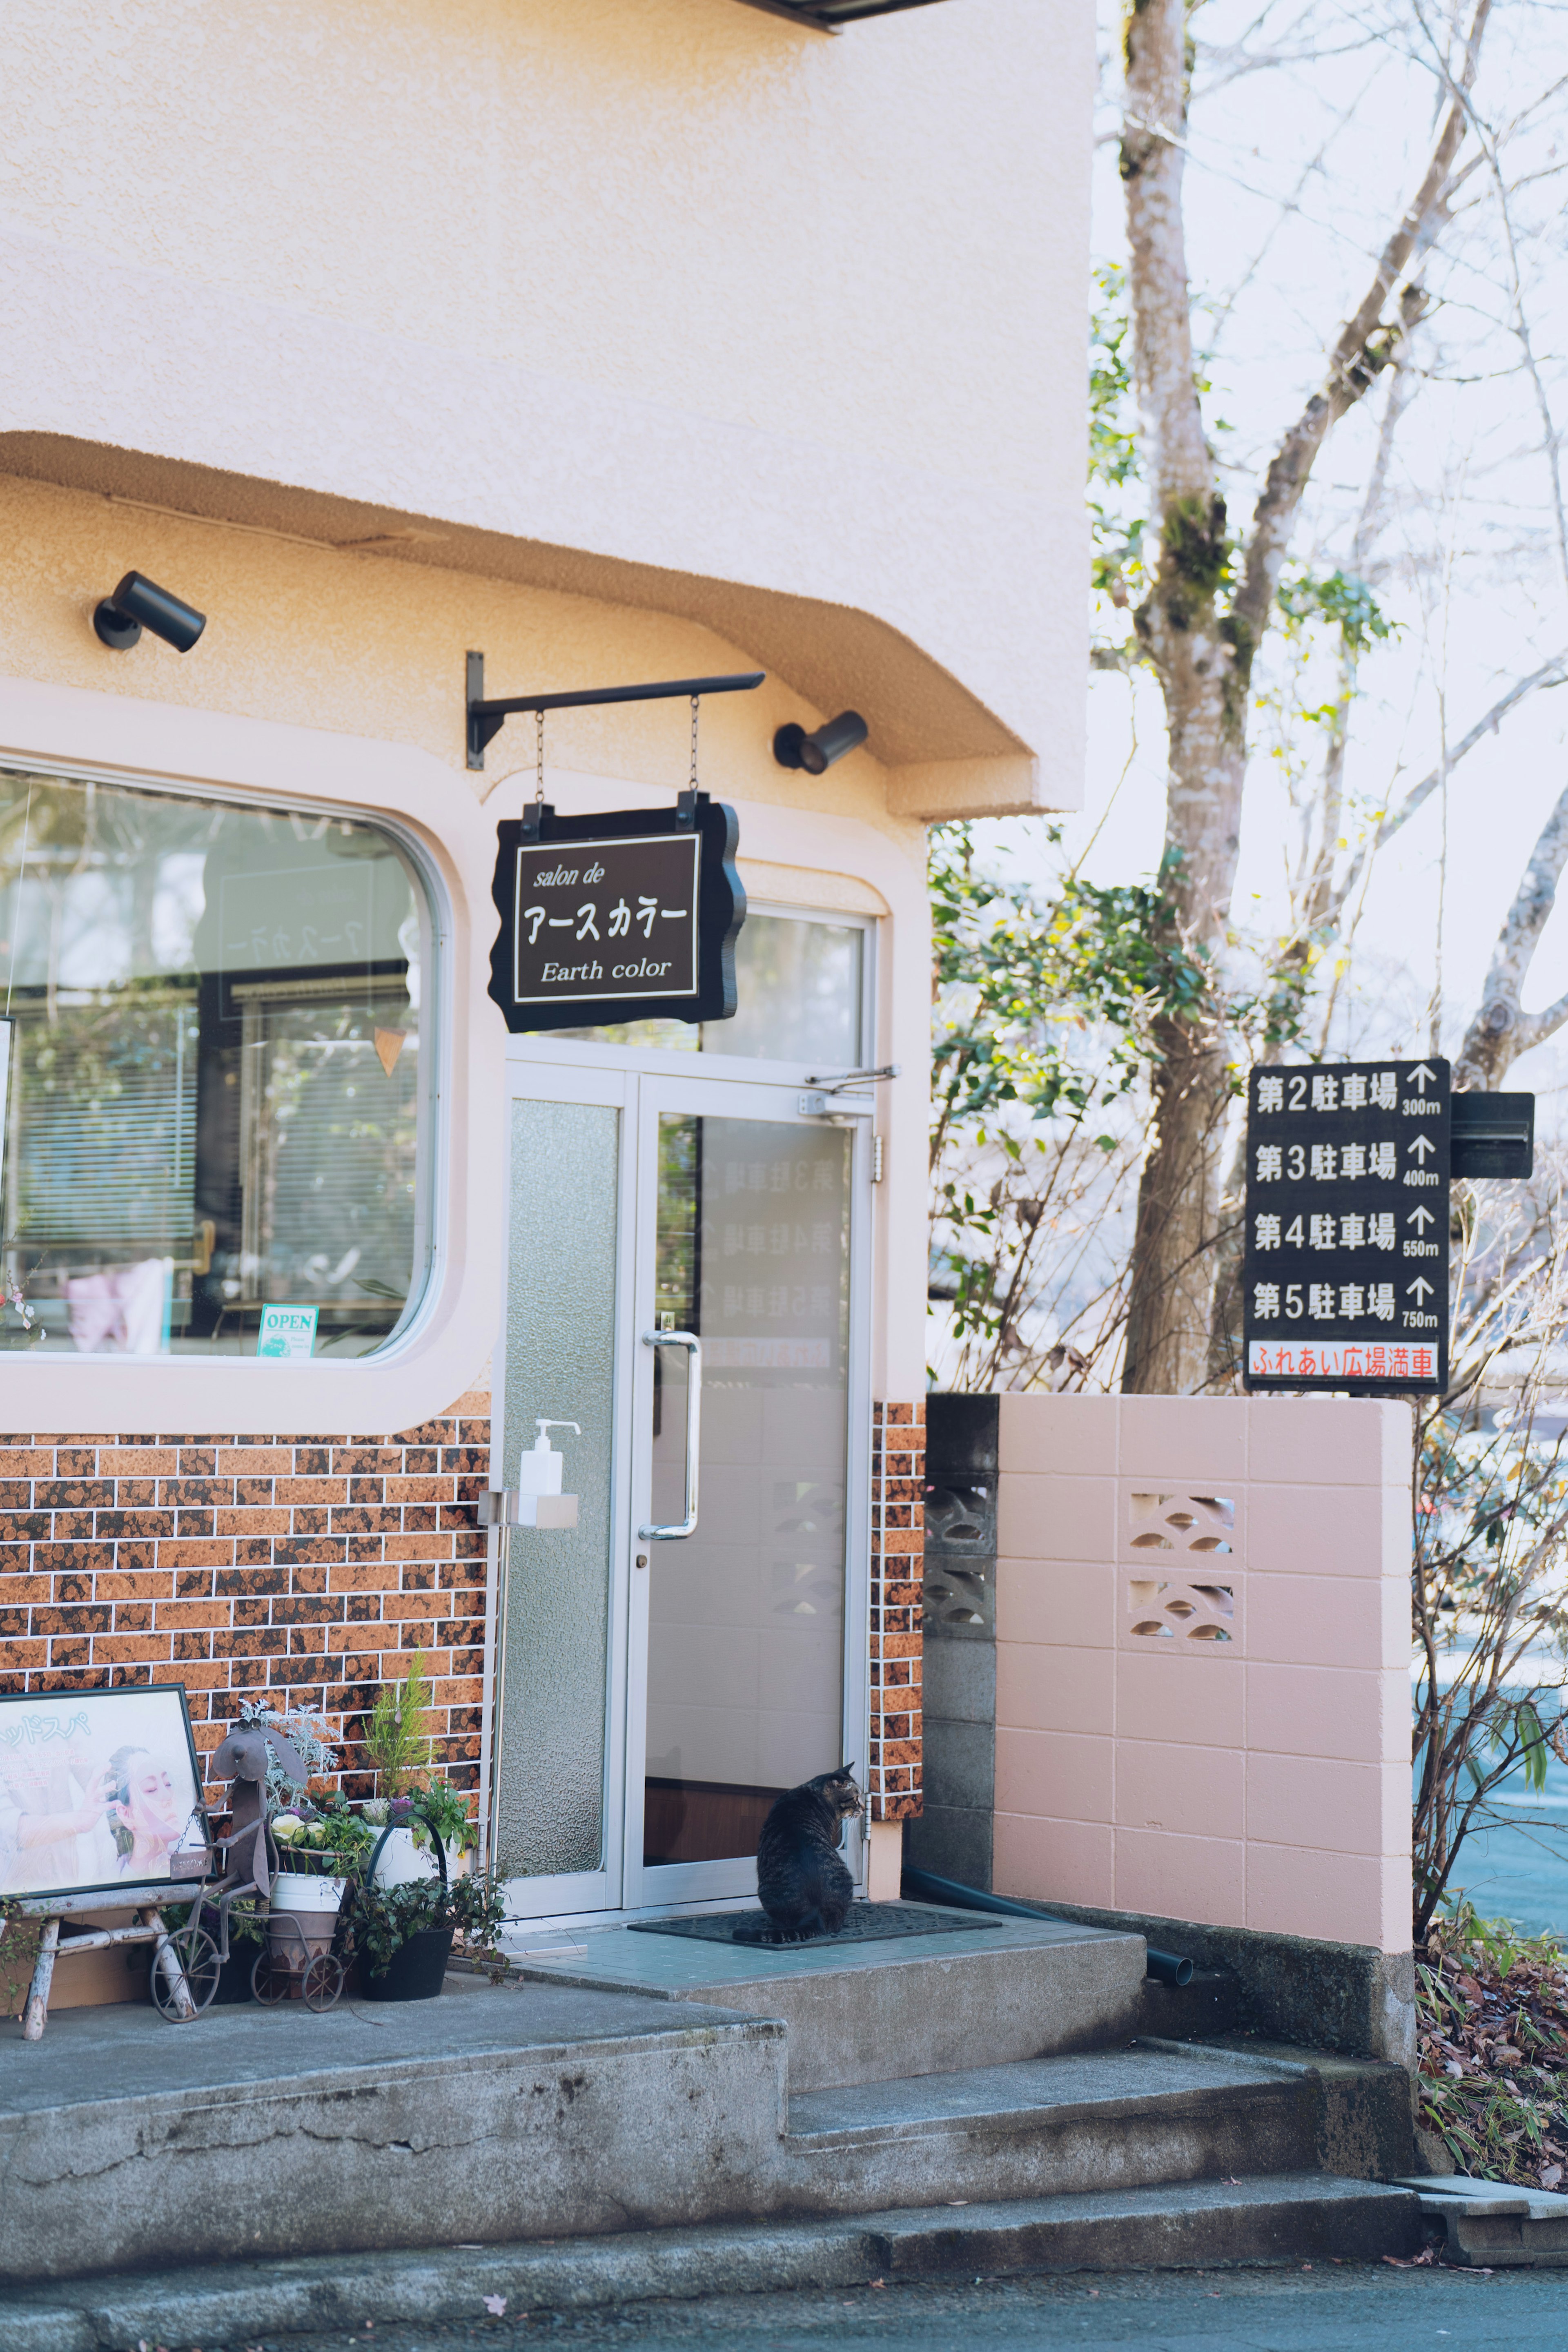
left=773, top=710, right=869, bottom=774
left=92, top=572, right=207, bottom=654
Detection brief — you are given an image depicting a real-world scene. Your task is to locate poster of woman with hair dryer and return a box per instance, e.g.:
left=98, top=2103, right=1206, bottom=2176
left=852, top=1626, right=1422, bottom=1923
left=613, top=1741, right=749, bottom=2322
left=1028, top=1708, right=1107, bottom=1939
left=0, top=1685, right=204, bottom=1899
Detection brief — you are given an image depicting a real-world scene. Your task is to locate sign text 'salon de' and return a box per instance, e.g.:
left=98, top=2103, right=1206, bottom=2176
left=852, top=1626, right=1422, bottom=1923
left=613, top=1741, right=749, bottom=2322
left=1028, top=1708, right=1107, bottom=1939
left=488, top=797, right=746, bottom=1034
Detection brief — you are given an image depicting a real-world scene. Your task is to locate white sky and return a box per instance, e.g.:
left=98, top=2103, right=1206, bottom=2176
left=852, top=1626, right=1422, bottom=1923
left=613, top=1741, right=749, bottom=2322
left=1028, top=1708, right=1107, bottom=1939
left=992, top=0, right=1568, bottom=1108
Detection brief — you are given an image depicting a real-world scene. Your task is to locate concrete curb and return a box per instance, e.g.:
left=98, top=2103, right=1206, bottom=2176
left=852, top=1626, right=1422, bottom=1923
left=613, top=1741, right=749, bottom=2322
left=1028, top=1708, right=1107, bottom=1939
left=8, top=2175, right=1422, bottom=2349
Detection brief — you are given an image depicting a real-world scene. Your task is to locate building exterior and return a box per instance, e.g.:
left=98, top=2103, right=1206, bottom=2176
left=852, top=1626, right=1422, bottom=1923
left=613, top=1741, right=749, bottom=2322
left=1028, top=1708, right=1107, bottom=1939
left=0, top=0, right=1093, bottom=1925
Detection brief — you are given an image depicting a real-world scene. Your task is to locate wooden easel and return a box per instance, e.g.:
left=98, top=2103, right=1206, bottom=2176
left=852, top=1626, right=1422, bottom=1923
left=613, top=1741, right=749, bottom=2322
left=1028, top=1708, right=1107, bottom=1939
left=8, top=1887, right=196, bottom=2038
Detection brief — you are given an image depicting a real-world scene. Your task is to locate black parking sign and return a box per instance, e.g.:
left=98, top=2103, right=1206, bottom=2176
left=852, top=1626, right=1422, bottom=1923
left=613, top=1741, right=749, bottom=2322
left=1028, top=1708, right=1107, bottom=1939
left=1241, top=1059, right=1450, bottom=1393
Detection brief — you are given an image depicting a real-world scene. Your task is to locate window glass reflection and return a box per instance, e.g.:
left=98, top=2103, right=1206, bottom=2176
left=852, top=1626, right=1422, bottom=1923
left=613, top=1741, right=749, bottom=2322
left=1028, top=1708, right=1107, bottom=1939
left=0, top=769, right=432, bottom=1360
left=559, top=912, right=863, bottom=1064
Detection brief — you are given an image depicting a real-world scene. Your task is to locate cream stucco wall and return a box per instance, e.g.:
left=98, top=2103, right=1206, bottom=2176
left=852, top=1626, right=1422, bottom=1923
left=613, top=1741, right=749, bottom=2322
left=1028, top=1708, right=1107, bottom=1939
left=0, top=0, right=1092, bottom=1428
left=0, top=0, right=1092, bottom=809
left=0, top=479, right=933, bottom=1428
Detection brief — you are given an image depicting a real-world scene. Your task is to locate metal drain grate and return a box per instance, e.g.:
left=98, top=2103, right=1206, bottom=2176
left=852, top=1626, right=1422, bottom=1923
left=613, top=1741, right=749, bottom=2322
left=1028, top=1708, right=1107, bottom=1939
left=627, top=1901, right=1003, bottom=1950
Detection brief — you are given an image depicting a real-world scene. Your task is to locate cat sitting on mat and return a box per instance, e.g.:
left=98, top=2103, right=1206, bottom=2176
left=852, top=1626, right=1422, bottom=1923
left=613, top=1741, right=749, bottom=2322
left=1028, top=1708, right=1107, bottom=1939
left=735, top=1764, right=865, bottom=1944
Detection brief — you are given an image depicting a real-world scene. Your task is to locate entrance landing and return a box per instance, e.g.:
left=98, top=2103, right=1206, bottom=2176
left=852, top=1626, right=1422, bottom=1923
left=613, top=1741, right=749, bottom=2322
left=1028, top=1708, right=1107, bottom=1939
left=506, top=1903, right=1146, bottom=2091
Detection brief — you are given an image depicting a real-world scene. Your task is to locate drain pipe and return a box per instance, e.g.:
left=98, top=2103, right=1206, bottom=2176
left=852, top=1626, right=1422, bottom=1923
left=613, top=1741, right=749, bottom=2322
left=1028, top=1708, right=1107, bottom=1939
left=902, top=1863, right=1194, bottom=1987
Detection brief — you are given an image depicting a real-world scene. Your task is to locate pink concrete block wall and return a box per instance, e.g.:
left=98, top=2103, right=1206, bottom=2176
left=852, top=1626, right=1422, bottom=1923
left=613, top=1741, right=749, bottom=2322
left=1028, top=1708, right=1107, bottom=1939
left=993, top=1395, right=1412, bottom=1954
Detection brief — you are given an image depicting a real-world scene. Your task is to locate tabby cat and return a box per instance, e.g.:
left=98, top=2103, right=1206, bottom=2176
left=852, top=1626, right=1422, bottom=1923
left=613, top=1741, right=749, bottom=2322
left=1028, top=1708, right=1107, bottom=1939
left=736, top=1764, right=865, bottom=1944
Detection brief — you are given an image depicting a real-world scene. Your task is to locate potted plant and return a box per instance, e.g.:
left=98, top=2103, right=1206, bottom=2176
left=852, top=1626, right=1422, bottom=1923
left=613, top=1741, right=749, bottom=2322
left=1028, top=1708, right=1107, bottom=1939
left=339, top=1855, right=506, bottom=2002
left=410, top=1778, right=479, bottom=1879
left=264, top=1791, right=375, bottom=1999
left=361, top=1652, right=438, bottom=1887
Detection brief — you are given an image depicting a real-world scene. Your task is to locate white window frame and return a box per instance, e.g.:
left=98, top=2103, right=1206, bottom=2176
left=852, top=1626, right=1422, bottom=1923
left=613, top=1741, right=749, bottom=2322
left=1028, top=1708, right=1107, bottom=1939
left=0, top=749, right=454, bottom=1379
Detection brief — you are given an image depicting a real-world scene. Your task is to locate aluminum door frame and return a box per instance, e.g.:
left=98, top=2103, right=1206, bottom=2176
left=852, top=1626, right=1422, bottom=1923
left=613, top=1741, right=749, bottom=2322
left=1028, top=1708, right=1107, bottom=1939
left=619, top=1066, right=873, bottom=1916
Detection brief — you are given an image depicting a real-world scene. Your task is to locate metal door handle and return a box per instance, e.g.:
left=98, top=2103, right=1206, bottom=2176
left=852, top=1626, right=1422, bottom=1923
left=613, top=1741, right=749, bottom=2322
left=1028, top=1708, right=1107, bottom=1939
left=640, top=1330, right=701, bottom=1538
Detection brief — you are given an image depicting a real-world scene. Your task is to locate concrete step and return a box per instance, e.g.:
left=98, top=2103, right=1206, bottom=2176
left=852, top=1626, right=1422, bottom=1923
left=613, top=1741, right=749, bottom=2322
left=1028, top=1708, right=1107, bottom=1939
left=0, top=1970, right=788, bottom=2284
left=782, top=2044, right=1312, bottom=2206
left=506, top=1903, right=1147, bottom=2090
left=1394, top=2174, right=1568, bottom=2267
left=775, top=2038, right=1414, bottom=2214
left=0, top=1965, right=1415, bottom=2290
left=5, top=2177, right=1426, bottom=2350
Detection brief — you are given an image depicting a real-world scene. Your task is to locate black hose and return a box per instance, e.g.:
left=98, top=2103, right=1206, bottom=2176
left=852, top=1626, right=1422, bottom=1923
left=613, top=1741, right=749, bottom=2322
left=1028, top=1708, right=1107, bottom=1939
left=902, top=1863, right=1194, bottom=1986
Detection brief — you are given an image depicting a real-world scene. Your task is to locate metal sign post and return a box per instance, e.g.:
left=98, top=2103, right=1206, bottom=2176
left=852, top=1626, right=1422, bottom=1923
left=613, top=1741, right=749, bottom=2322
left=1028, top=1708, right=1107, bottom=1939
left=1242, top=1059, right=1452, bottom=1393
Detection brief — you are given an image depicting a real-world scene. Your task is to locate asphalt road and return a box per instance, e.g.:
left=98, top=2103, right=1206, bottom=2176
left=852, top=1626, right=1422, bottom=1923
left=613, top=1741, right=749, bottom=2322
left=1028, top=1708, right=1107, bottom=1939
left=233, top=2262, right=1568, bottom=2352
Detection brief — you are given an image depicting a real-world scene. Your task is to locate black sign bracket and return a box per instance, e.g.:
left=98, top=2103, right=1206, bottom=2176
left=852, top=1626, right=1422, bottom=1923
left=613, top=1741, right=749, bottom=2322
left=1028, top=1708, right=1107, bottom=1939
left=465, top=654, right=766, bottom=772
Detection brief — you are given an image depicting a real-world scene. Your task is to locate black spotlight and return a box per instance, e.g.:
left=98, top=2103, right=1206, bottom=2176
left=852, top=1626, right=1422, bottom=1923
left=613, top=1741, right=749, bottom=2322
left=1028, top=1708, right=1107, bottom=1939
left=774, top=710, right=869, bottom=775
left=92, top=572, right=207, bottom=654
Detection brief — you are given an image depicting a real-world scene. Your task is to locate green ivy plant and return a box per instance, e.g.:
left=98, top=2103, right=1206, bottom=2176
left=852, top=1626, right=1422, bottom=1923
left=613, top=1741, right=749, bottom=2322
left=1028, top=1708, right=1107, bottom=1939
left=339, top=1869, right=507, bottom=1979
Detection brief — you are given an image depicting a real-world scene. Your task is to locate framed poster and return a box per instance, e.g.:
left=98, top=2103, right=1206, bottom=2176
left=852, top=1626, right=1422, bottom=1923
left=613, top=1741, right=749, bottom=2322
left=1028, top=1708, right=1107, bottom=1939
left=0, top=1683, right=206, bottom=1902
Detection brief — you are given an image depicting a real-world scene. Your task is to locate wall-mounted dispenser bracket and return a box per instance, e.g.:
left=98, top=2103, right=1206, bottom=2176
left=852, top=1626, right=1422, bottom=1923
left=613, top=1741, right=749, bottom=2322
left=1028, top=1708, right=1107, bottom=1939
left=465, top=653, right=765, bottom=772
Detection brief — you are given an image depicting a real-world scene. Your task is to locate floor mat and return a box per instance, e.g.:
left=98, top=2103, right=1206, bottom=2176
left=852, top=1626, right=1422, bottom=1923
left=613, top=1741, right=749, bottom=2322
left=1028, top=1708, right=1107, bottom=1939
left=626, top=1901, right=1004, bottom=1950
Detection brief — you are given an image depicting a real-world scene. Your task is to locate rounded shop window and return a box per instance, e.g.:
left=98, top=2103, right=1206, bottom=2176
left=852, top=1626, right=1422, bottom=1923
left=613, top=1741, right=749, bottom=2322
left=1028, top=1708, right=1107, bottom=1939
left=0, top=768, right=435, bottom=1362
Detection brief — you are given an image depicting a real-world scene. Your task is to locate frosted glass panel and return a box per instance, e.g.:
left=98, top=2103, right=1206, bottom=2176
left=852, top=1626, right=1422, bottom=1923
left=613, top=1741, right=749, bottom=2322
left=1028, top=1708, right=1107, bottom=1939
left=496, top=1096, right=619, bottom=1879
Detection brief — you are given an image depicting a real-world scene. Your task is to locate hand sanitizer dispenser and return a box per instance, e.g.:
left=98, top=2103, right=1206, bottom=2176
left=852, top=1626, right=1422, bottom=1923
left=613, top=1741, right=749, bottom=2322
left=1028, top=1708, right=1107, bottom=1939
left=479, top=1419, right=580, bottom=1530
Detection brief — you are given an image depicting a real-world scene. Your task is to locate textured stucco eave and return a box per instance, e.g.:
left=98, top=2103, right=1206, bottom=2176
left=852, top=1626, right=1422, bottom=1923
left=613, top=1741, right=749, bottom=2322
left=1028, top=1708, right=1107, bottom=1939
left=0, top=225, right=1085, bottom=783
left=888, top=754, right=1077, bottom=820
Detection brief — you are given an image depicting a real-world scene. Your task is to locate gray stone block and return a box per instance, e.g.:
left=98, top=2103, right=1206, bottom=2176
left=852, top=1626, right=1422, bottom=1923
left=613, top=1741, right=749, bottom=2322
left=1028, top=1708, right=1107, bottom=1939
left=922, top=1637, right=997, bottom=1724
left=922, top=1717, right=996, bottom=1813
left=904, top=1803, right=994, bottom=1891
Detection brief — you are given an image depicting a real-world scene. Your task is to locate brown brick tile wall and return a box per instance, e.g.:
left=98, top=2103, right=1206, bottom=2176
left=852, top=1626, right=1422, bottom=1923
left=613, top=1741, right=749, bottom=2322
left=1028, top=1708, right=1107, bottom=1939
left=0, top=1391, right=491, bottom=1801
left=869, top=1399, right=923, bottom=1823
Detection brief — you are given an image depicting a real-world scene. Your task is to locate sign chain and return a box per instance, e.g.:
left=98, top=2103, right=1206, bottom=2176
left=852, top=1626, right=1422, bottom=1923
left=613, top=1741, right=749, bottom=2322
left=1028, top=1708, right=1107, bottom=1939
left=534, top=709, right=546, bottom=813
left=690, top=693, right=700, bottom=792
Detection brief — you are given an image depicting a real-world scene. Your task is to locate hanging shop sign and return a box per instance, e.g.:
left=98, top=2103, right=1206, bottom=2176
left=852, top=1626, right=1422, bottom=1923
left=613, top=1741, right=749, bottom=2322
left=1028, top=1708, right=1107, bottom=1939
left=469, top=657, right=761, bottom=1034
left=1242, top=1058, right=1452, bottom=1393
left=488, top=796, right=745, bottom=1034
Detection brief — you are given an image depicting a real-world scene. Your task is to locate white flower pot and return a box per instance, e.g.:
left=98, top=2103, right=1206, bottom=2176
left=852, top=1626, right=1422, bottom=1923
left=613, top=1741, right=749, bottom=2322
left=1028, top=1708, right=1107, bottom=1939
left=370, top=1826, right=440, bottom=1888
left=270, top=1870, right=345, bottom=1911
left=268, top=1870, right=345, bottom=1966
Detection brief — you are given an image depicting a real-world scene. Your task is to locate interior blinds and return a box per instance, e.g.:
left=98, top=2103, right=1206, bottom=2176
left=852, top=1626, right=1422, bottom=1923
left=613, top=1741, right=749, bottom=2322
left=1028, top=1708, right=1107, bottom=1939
left=9, top=997, right=198, bottom=1248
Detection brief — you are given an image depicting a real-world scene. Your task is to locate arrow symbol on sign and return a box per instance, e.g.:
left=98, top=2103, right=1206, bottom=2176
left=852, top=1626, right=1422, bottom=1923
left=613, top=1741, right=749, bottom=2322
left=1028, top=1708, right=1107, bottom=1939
left=1408, top=1206, right=1436, bottom=1231
left=1408, top=1062, right=1438, bottom=1094
left=1408, top=1277, right=1434, bottom=1303
left=1409, top=1133, right=1437, bottom=1162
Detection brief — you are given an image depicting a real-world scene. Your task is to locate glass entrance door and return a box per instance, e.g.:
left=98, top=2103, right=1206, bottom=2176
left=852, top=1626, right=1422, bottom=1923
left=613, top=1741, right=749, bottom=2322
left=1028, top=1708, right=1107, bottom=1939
left=490, top=1057, right=869, bottom=1920
left=624, top=1074, right=866, bottom=1910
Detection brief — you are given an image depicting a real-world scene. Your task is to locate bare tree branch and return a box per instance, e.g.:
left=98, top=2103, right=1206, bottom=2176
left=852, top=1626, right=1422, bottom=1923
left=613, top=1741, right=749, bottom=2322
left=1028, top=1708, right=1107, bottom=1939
left=1457, top=777, right=1568, bottom=1086
left=1362, top=651, right=1568, bottom=864
left=1232, top=0, right=1492, bottom=653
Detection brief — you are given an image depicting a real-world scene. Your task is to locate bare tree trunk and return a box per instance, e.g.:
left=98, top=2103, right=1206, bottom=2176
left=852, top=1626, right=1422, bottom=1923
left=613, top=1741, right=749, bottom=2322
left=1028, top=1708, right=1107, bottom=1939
left=1119, top=0, right=1247, bottom=1392
left=1119, top=0, right=1491, bottom=1391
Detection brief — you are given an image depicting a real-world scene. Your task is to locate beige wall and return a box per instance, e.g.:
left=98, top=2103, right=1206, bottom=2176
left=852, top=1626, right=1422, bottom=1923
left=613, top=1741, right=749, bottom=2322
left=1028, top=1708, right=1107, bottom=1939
left=0, top=0, right=1092, bottom=1425
left=993, top=1395, right=1412, bottom=1955
left=0, top=477, right=935, bottom=1425
left=0, top=0, right=1093, bottom=811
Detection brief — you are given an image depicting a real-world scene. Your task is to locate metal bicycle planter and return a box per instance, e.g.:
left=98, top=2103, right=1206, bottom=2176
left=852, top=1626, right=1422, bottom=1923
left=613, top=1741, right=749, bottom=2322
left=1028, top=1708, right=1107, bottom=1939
left=250, top=1865, right=350, bottom=2013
